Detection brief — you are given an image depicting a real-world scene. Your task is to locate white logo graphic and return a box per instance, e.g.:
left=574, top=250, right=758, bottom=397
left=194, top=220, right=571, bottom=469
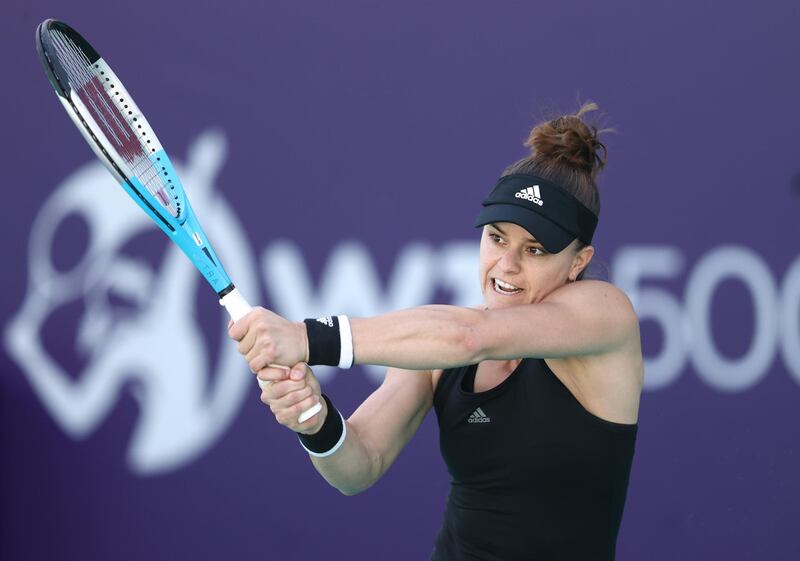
left=4, top=130, right=260, bottom=476
left=514, top=185, right=543, bottom=206
left=316, top=316, right=334, bottom=327
left=467, top=407, right=491, bottom=423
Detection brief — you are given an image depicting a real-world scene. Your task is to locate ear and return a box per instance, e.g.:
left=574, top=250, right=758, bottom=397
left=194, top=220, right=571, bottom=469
left=569, top=245, right=594, bottom=281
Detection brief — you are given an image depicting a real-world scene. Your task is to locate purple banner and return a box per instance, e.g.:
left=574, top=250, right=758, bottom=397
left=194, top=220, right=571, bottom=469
left=2, top=1, right=798, bottom=560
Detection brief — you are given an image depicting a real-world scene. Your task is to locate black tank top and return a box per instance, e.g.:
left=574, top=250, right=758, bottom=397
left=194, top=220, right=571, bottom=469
left=430, top=359, right=637, bottom=561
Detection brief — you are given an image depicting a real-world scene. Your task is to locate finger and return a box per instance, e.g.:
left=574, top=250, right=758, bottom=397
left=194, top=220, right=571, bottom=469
left=276, top=395, right=321, bottom=428
left=270, top=384, right=314, bottom=410
left=260, top=384, right=301, bottom=405
left=289, top=363, right=307, bottom=381
left=237, top=323, right=260, bottom=356
left=257, top=365, right=290, bottom=383
left=265, top=379, right=311, bottom=401
left=246, top=350, right=274, bottom=374
left=259, top=382, right=298, bottom=405
left=228, top=309, right=256, bottom=341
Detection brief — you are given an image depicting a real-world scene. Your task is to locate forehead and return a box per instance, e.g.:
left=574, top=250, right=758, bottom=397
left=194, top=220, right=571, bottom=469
left=486, top=222, right=540, bottom=244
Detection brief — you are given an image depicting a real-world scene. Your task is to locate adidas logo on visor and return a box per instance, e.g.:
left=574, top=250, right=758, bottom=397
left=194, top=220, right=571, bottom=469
left=515, top=185, right=543, bottom=206
left=467, top=407, right=491, bottom=423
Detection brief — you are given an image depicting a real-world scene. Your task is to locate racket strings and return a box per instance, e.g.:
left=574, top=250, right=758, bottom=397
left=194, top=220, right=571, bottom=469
left=133, top=156, right=179, bottom=213
left=51, top=31, right=131, bottom=149
left=48, top=28, right=181, bottom=220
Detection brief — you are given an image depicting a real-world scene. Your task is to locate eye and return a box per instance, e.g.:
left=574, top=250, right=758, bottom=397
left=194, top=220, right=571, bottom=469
left=527, top=247, right=547, bottom=256
left=488, top=233, right=504, bottom=244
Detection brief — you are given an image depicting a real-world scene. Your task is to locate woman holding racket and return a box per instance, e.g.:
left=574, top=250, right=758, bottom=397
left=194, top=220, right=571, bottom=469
left=230, top=102, right=642, bottom=561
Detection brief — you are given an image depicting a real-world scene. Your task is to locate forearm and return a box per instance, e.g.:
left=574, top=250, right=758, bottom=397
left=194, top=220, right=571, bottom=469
left=307, top=368, right=433, bottom=495
left=349, top=305, right=483, bottom=370
left=309, top=421, right=383, bottom=496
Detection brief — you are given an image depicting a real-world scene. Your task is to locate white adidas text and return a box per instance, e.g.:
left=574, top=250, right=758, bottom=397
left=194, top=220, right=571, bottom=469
left=515, top=186, right=543, bottom=206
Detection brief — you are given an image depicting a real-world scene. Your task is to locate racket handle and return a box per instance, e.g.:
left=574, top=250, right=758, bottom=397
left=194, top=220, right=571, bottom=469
left=220, top=287, right=252, bottom=322
left=219, top=287, right=322, bottom=423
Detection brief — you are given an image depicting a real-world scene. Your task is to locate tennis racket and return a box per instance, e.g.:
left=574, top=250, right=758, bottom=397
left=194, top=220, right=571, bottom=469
left=36, top=19, right=321, bottom=423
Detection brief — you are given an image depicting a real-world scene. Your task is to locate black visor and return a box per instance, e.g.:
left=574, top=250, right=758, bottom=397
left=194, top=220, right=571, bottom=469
left=474, top=174, right=598, bottom=253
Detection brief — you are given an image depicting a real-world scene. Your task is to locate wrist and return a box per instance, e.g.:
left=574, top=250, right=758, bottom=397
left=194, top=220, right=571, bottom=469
left=302, top=315, right=354, bottom=368
left=297, top=321, right=310, bottom=364
left=298, top=394, right=346, bottom=457
left=299, top=396, right=327, bottom=436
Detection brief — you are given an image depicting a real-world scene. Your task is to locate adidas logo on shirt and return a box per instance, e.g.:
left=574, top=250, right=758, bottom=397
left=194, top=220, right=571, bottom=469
left=467, top=407, right=491, bottom=423
left=316, top=316, right=334, bottom=327
left=515, top=185, right=544, bottom=206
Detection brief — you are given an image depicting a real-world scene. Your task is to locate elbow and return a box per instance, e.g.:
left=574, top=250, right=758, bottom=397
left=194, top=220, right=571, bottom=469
left=338, top=484, right=368, bottom=497
left=322, top=476, right=371, bottom=496
left=335, top=477, right=377, bottom=496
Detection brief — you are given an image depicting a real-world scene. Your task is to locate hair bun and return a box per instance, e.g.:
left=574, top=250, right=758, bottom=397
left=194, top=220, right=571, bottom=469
left=525, top=102, right=608, bottom=181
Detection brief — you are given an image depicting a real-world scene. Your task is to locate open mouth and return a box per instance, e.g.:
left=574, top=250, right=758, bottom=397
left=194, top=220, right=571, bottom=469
left=492, top=278, right=522, bottom=295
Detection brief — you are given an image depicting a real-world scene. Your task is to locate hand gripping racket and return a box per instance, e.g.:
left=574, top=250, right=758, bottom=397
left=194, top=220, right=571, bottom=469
left=36, top=19, right=321, bottom=423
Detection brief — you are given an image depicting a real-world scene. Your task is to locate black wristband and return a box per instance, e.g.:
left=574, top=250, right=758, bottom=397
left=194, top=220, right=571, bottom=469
left=303, top=316, right=342, bottom=366
left=298, top=394, right=346, bottom=457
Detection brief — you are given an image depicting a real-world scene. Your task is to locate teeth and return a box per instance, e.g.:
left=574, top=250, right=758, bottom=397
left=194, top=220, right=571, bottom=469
left=493, top=278, right=521, bottom=294
left=496, top=279, right=519, bottom=290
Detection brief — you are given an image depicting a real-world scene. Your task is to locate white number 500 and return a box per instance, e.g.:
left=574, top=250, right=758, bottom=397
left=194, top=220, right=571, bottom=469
left=613, top=246, right=799, bottom=391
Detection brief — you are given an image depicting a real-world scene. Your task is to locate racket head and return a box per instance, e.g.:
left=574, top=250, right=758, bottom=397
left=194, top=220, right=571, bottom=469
left=36, top=19, right=234, bottom=296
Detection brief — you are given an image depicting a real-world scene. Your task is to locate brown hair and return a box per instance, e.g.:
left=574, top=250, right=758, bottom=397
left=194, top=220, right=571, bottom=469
left=503, top=101, right=608, bottom=218
left=503, top=101, right=610, bottom=279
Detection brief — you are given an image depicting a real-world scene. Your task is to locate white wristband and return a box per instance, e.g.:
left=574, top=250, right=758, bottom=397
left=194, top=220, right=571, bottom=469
left=299, top=409, right=348, bottom=458
left=337, top=315, right=354, bottom=369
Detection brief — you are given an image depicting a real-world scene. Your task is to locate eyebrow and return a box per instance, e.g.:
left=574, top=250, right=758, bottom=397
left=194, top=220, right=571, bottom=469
left=490, top=223, right=541, bottom=245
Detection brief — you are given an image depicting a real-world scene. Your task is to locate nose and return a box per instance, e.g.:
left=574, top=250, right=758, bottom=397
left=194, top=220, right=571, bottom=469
left=497, top=247, right=521, bottom=274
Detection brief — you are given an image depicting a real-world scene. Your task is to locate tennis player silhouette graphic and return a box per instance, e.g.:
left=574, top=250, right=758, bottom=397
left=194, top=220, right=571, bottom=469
left=6, top=131, right=259, bottom=475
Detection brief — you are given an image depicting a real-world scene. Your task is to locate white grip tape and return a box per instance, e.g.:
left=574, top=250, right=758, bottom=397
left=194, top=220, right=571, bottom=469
left=220, top=288, right=322, bottom=424
left=220, top=288, right=252, bottom=322
left=298, top=401, right=323, bottom=424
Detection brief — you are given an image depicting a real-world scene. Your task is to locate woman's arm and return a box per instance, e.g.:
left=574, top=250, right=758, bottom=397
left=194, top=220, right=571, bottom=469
left=259, top=364, right=435, bottom=495
left=230, top=279, right=638, bottom=375
left=350, top=280, right=639, bottom=369
left=313, top=367, right=434, bottom=495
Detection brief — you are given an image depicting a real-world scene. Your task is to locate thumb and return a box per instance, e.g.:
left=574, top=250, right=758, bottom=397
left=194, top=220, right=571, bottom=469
left=289, top=363, right=307, bottom=381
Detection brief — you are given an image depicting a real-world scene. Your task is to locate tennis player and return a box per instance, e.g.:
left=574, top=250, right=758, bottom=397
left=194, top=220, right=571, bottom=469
left=230, top=102, right=642, bottom=561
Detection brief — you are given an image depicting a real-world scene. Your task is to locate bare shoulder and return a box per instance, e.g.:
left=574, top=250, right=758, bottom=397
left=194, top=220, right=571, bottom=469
left=549, top=280, right=638, bottom=331
left=551, top=279, right=634, bottom=309
left=546, top=282, right=643, bottom=422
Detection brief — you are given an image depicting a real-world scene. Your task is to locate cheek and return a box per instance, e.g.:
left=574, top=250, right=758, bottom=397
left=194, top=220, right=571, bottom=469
left=478, top=261, right=491, bottom=288
left=478, top=242, right=494, bottom=276
left=520, top=258, right=561, bottom=286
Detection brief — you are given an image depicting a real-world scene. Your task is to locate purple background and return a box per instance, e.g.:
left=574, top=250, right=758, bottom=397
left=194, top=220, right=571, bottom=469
left=2, top=1, right=798, bottom=560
